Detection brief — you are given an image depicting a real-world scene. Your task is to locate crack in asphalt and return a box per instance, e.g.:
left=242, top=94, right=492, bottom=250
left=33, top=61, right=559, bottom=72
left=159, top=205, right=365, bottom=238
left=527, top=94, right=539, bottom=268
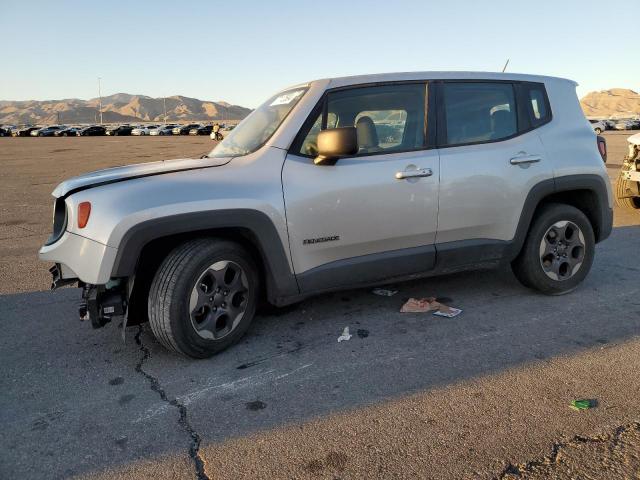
left=496, top=421, right=640, bottom=478
left=134, top=326, right=209, bottom=480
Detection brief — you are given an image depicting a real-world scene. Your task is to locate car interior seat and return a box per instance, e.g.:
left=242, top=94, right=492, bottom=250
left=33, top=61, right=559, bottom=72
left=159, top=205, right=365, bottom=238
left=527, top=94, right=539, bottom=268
left=356, top=116, right=381, bottom=154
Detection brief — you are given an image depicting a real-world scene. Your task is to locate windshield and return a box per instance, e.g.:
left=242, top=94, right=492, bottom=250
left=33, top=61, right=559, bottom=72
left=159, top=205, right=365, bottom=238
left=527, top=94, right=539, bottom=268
left=209, top=87, right=307, bottom=158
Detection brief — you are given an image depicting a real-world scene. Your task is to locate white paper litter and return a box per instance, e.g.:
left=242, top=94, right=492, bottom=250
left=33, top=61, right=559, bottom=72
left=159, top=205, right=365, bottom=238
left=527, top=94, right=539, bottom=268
left=432, top=307, right=463, bottom=318
left=337, top=326, right=352, bottom=342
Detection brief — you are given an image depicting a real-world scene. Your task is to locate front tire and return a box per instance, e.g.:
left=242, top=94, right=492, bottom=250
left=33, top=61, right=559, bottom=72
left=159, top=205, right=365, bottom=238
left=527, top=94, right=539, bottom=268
left=595, top=128, right=602, bottom=134
left=512, top=203, right=595, bottom=295
left=148, top=238, right=259, bottom=358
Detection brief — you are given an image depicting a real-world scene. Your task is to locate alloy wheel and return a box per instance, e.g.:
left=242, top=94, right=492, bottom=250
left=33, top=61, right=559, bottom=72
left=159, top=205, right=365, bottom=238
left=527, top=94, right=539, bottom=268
left=538, top=220, right=586, bottom=281
left=188, top=260, right=249, bottom=340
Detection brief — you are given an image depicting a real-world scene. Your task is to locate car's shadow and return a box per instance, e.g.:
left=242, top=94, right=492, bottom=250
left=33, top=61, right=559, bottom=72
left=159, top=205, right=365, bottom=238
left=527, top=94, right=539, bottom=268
left=1, top=225, right=639, bottom=479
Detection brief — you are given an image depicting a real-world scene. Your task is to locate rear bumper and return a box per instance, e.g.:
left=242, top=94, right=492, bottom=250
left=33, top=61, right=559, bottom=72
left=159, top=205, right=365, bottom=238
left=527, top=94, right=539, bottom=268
left=39, top=231, right=118, bottom=285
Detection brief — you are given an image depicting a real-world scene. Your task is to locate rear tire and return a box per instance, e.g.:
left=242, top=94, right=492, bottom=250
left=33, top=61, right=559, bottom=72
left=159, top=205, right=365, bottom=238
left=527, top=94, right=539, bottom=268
left=615, top=175, right=640, bottom=209
left=148, top=238, right=259, bottom=358
left=511, top=203, right=595, bottom=295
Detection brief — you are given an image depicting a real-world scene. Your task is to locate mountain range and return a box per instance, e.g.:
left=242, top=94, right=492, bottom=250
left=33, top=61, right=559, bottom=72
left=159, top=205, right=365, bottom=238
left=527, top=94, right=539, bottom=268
left=1, top=88, right=638, bottom=125
left=580, top=88, right=640, bottom=118
left=0, top=93, right=252, bottom=124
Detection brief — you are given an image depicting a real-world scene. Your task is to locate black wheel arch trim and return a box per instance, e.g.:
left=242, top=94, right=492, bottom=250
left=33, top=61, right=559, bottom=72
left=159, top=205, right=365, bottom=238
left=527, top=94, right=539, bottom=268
left=110, top=175, right=611, bottom=307
left=110, top=209, right=299, bottom=304
left=507, top=174, right=612, bottom=260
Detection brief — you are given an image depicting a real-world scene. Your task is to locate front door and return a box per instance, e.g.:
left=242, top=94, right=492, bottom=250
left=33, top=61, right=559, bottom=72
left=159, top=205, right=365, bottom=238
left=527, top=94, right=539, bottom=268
left=282, top=82, right=440, bottom=292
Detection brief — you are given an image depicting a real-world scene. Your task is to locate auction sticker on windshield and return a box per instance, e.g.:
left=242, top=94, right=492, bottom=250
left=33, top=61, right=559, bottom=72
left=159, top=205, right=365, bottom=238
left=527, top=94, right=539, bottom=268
left=270, top=89, right=305, bottom=106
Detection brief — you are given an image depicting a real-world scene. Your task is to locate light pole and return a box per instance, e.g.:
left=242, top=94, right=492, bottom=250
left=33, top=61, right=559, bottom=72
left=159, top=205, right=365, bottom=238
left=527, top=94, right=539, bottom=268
left=97, top=77, right=103, bottom=125
left=163, top=97, right=167, bottom=125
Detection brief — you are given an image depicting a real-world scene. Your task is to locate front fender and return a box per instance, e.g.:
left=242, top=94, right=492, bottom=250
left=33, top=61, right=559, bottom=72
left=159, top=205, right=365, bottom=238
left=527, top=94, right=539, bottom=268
left=110, top=209, right=300, bottom=302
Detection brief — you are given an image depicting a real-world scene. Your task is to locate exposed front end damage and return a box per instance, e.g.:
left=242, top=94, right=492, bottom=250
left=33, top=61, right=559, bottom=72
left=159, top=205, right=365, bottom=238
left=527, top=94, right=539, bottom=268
left=77, top=280, right=128, bottom=329
left=616, top=133, right=640, bottom=209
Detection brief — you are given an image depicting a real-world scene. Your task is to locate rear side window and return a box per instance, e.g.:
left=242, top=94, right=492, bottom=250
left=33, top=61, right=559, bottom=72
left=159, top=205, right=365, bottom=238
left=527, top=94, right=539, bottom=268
left=523, top=83, right=551, bottom=127
left=441, top=82, right=517, bottom=146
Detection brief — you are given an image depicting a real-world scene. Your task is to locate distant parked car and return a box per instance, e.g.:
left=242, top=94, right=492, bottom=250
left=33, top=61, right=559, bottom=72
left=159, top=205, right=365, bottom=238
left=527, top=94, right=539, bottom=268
left=614, top=121, right=633, bottom=131
left=588, top=120, right=607, bottom=134
left=150, top=125, right=178, bottom=136
left=106, top=125, right=134, bottom=136
left=0, top=126, right=11, bottom=137
left=14, top=126, right=39, bottom=137
left=33, top=125, right=65, bottom=137
left=189, top=125, right=213, bottom=136
left=172, top=124, right=200, bottom=135
left=77, top=126, right=106, bottom=136
left=55, top=127, right=80, bottom=137
left=131, top=125, right=159, bottom=136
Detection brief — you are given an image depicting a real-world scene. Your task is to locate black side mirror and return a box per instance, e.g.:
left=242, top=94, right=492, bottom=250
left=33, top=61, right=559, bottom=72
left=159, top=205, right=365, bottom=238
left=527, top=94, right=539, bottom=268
left=315, top=127, right=358, bottom=165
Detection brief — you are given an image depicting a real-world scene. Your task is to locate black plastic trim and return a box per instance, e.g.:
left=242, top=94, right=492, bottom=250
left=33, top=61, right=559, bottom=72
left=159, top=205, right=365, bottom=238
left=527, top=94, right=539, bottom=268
left=44, top=198, right=68, bottom=246
left=110, top=175, right=611, bottom=307
left=111, top=209, right=299, bottom=304
left=297, top=244, right=436, bottom=293
left=554, top=174, right=613, bottom=243
left=292, top=174, right=612, bottom=301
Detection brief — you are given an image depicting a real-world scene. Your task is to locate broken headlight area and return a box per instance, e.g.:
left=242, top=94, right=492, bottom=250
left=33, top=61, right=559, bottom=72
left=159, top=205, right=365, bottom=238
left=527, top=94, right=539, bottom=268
left=79, top=280, right=128, bottom=329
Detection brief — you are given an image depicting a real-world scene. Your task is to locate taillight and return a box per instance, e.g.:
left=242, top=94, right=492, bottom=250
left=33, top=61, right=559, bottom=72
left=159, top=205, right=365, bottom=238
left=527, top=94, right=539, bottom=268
left=77, top=202, right=91, bottom=228
left=597, top=135, right=607, bottom=163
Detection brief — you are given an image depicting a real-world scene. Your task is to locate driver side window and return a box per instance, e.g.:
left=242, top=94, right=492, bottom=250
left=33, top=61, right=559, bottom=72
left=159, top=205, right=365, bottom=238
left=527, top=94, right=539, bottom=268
left=296, top=83, right=426, bottom=157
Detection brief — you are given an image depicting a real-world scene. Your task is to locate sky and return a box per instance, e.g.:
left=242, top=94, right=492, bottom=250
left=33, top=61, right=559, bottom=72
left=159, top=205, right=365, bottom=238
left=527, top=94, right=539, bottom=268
left=1, top=0, right=638, bottom=108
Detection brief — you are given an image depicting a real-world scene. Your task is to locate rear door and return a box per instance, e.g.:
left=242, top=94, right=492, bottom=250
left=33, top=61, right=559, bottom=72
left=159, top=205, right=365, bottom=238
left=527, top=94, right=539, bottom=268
left=282, top=82, right=440, bottom=292
left=435, top=81, right=553, bottom=259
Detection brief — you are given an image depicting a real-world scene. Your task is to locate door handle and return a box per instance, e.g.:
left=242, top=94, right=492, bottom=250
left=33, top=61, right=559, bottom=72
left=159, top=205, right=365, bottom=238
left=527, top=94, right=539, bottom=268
left=395, top=167, right=433, bottom=180
left=510, top=154, right=541, bottom=165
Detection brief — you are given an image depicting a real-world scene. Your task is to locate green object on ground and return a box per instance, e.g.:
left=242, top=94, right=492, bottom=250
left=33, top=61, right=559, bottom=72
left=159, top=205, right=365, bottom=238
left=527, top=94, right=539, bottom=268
left=570, top=399, right=597, bottom=411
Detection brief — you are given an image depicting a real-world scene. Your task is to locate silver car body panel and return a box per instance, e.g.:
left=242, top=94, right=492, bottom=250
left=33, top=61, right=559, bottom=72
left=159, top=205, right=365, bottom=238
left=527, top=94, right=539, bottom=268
left=283, top=149, right=440, bottom=273
left=52, top=156, right=233, bottom=197
left=436, top=129, right=551, bottom=244
left=39, top=71, right=612, bottom=293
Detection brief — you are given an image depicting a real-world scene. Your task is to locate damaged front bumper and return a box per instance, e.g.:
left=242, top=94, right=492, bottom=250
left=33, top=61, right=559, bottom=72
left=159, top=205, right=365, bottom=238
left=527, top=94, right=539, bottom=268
left=48, top=264, right=128, bottom=329
left=78, top=281, right=128, bottom=329
left=49, top=263, right=78, bottom=290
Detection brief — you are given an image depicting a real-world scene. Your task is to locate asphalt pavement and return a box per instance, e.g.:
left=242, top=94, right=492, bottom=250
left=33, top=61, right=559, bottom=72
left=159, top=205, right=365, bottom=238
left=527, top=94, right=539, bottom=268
left=1, top=134, right=639, bottom=479
left=2, top=222, right=640, bottom=479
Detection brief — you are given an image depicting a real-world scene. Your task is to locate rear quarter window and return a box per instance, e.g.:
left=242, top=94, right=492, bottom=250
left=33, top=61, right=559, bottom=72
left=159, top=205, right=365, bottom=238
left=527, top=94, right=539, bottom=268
left=523, top=83, right=551, bottom=128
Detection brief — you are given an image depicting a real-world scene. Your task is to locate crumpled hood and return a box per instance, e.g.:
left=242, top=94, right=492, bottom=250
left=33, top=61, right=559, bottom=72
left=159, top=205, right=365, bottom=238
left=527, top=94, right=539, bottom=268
left=52, top=156, right=233, bottom=197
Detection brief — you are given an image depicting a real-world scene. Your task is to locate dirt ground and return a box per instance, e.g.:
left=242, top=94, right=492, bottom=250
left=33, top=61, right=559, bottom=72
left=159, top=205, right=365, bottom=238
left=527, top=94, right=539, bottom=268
left=1, top=131, right=640, bottom=479
left=0, top=136, right=212, bottom=294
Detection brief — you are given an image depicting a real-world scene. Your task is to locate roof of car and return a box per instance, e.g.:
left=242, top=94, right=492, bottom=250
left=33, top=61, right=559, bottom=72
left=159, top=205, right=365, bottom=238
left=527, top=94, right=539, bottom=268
left=286, top=71, right=577, bottom=90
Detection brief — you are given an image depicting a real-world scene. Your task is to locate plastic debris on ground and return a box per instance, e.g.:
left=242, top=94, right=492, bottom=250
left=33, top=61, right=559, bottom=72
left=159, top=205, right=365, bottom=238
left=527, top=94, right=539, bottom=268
left=400, top=297, right=462, bottom=317
left=570, top=399, right=597, bottom=411
left=337, top=326, right=352, bottom=342
left=433, top=306, right=463, bottom=318
left=372, top=288, right=398, bottom=297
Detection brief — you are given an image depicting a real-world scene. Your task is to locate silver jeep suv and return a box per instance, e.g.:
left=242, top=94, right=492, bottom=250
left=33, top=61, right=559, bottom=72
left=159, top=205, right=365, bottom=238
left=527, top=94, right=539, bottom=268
left=40, top=72, right=613, bottom=358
